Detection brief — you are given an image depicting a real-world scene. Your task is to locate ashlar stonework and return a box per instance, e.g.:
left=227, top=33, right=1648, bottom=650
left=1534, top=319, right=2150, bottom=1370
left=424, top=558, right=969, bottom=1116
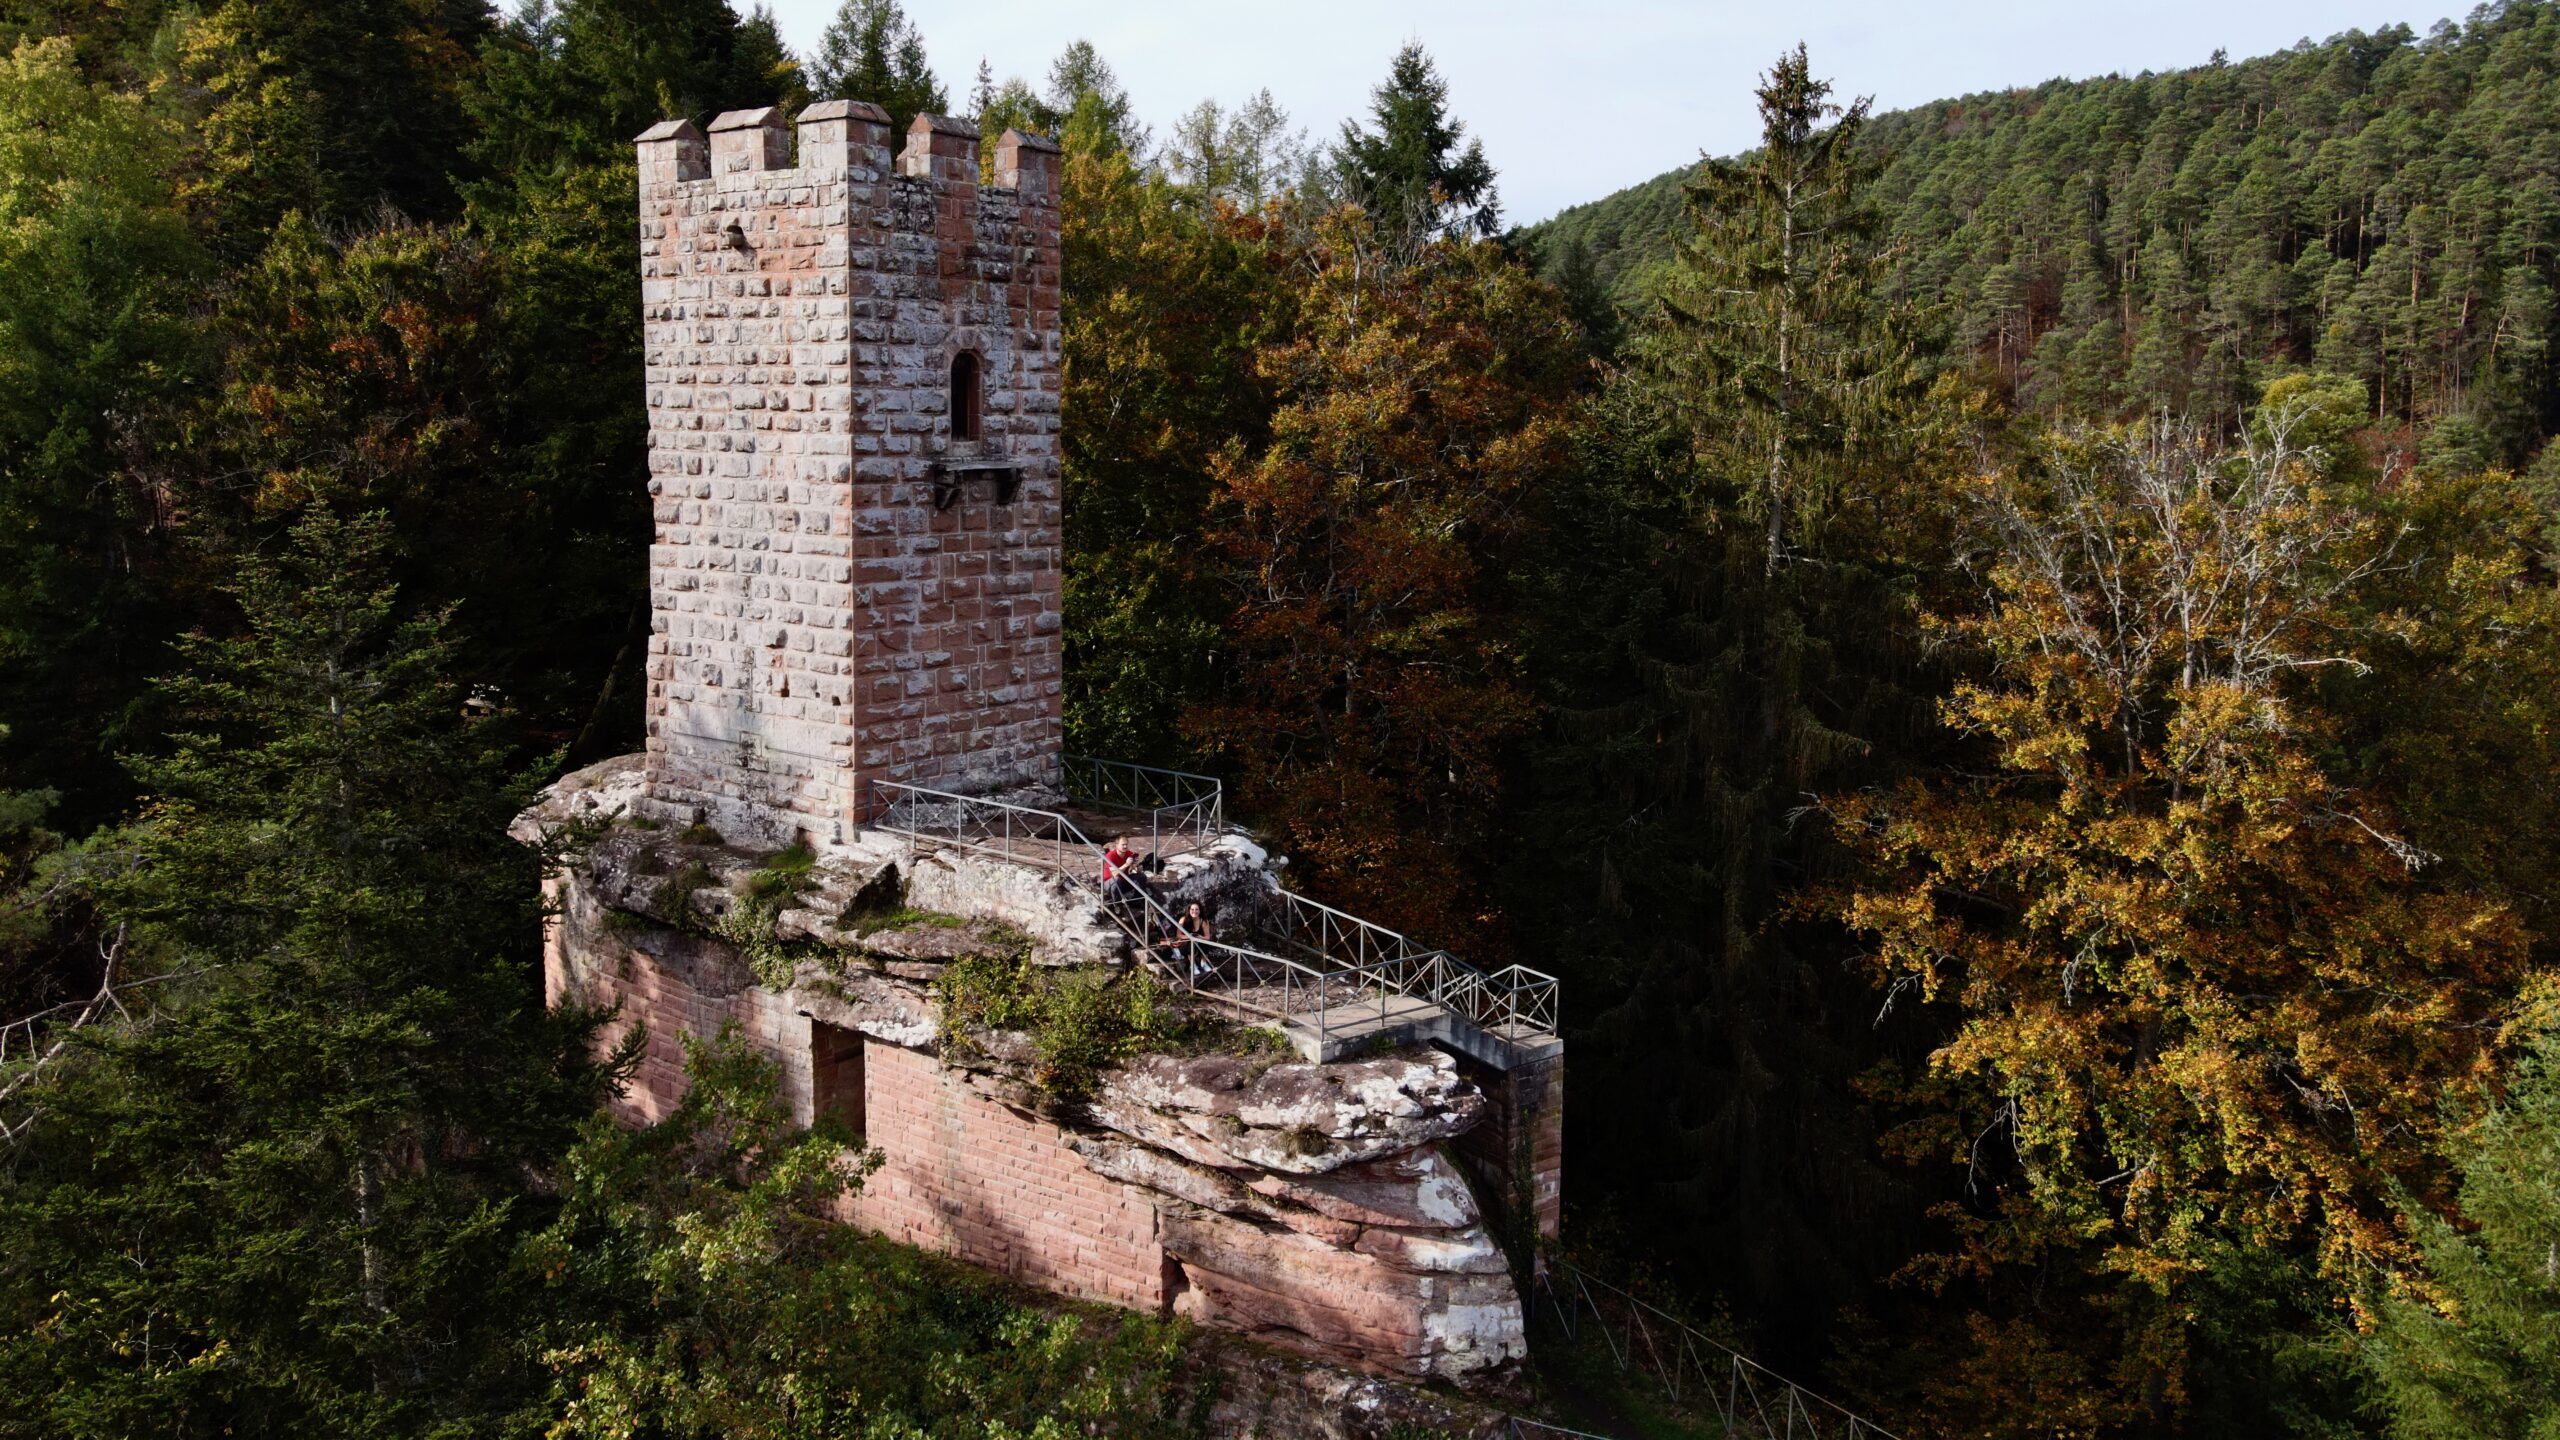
left=527, top=93, right=1562, bottom=1399
left=638, top=103, right=1066, bottom=849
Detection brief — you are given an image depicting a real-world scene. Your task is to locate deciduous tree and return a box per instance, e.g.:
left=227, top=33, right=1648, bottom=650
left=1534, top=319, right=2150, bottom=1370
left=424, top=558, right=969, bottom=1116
left=1187, top=212, right=1576, bottom=949
left=1832, top=409, right=2542, bottom=1431
left=0, top=37, right=203, bottom=823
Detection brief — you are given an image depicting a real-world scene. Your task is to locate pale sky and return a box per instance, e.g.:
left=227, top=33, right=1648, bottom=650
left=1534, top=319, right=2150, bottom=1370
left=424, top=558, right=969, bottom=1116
left=761, top=1, right=2468, bottom=223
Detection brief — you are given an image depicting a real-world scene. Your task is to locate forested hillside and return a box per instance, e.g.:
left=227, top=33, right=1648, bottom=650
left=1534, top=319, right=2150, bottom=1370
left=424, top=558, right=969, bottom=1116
left=6, top=1, right=2560, bottom=1437
left=1535, top=6, right=2560, bottom=462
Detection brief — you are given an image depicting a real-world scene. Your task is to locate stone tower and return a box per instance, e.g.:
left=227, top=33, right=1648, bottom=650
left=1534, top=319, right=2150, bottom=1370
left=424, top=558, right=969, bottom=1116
left=635, top=102, right=1065, bottom=846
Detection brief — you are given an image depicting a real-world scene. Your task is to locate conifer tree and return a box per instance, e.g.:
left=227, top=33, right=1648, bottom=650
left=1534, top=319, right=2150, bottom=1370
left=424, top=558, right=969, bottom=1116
left=968, top=56, right=995, bottom=119
left=1510, top=46, right=1947, bottom=1357
left=1648, top=43, right=1912, bottom=573
left=807, top=0, right=943, bottom=135
left=476, top=0, right=787, bottom=168
left=730, top=3, right=805, bottom=115
left=0, top=513, right=616, bottom=1436
left=1545, top=230, right=1621, bottom=357
left=2365, top=1030, right=2560, bottom=1437
left=1332, top=42, right=1498, bottom=243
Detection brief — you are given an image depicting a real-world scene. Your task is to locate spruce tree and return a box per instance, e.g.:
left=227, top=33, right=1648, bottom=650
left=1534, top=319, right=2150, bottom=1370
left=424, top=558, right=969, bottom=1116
left=1648, top=43, right=1910, bottom=573
left=2366, top=1031, right=2560, bottom=1437
left=731, top=3, right=805, bottom=115
left=0, top=513, right=616, bottom=1437
left=1511, top=46, right=1944, bottom=1360
left=806, top=0, right=944, bottom=136
left=480, top=0, right=788, bottom=167
left=968, top=56, right=995, bottom=119
left=1332, top=42, right=1498, bottom=243
left=1545, top=230, right=1622, bottom=358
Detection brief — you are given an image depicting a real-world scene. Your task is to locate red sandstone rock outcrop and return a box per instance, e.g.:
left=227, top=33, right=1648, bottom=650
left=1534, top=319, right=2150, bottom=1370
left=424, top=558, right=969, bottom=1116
left=519, top=761, right=1530, bottom=1383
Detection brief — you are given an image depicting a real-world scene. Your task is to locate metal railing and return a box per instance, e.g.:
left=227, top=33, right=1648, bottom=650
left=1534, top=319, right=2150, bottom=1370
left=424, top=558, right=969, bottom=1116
left=1254, top=888, right=1560, bottom=1043
left=1059, top=755, right=1225, bottom=854
left=865, top=778, right=1560, bottom=1056
left=1533, top=1260, right=1904, bottom=1440
left=870, top=778, right=1349, bottom=1028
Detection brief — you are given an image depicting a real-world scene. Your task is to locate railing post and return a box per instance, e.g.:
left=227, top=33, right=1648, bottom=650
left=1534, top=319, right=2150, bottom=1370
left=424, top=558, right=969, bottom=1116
left=1318, top=964, right=1328, bottom=1052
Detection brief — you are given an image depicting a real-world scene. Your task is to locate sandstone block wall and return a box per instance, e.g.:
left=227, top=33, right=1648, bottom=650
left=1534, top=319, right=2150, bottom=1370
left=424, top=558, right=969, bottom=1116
left=638, top=104, right=1065, bottom=846
left=543, top=877, right=820, bottom=1125
left=848, top=1039, right=1168, bottom=1312
left=1453, top=1053, right=1564, bottom=1247
left=535, top=828, right=1529, bottom=1384
left=522, top=760, right=1537, bottom=1383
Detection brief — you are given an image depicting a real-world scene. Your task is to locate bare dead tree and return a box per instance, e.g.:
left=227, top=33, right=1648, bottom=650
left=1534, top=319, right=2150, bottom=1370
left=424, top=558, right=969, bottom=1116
left=1962, top=401, right=2401, bottom=779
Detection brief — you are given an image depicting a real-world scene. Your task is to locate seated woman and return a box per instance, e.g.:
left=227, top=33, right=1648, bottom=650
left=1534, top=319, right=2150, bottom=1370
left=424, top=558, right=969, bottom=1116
left=1166, top=901, right=1216, bottom=983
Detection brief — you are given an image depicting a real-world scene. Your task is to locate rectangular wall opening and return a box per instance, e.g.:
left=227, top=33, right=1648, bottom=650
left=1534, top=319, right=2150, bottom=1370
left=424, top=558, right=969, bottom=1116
left=811, top=1021, right=866, bottom=1137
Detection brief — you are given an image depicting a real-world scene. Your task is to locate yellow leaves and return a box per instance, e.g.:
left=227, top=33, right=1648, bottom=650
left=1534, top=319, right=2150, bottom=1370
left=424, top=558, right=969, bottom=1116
left=1186, top=213, right=1576, bottom=948
left=1830, top=418, right=2543, bottom=1374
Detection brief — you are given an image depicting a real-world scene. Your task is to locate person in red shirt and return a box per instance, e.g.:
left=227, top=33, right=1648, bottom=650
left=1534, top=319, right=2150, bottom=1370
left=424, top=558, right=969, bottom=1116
left=1100, top=836, right=1139, bottom=888
left=1099, top=836, right=1149, bottom=925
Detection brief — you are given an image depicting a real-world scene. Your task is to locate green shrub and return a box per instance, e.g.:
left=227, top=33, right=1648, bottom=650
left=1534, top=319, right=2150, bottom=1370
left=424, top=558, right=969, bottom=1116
left=1235, top=1026, right=1293, bottom=1056
left=720, top=843, right=821, bottom=987
left=649, top=859, right=714, bottom=921
left=936, top=953, right=1198, bottom=1102
left=844, top=903, right=971, bottom=937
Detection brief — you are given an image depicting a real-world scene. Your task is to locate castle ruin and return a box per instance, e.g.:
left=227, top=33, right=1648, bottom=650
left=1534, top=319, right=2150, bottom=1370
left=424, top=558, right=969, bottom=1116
left=523, top=99, right=1563, bottom=1392
left=635, top=100, right=1064, bottom=847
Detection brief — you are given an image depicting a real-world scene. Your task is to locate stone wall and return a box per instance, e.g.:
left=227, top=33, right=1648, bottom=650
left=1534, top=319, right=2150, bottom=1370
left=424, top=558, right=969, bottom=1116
left=525, top=768, right=1529, bottom=1385
left=1452, top=1052, right=1565, bottom=1249
left=845, top=1039, right=1170, bottom=1313
left=637, top=103, right=1064, bottom=848
left=544, top=887, right=819, bottom=1126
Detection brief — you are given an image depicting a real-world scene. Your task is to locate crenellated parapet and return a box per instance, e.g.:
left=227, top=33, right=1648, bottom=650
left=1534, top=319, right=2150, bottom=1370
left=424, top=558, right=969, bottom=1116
left=637, top=103, right=1066, bottom=849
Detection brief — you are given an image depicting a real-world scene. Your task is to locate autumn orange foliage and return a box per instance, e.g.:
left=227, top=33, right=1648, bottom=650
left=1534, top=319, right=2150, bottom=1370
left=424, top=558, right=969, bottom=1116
left=1831, top=413, right=2547, bottom=1431
left=1184, top=211, right=1579, bottom=952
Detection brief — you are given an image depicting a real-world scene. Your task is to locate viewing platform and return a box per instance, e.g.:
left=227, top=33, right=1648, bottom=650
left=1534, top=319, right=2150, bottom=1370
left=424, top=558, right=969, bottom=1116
left=868, top=757, right=1564, bottom=1070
